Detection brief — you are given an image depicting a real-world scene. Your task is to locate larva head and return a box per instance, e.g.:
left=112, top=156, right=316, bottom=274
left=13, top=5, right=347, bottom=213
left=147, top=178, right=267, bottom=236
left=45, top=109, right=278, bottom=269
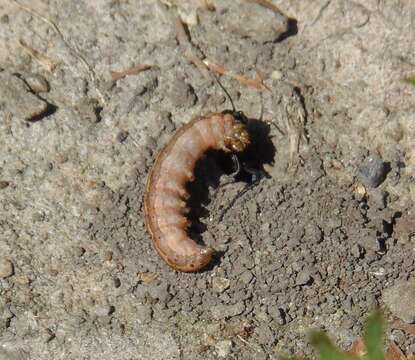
left=223, top=114, right=250, bottom=153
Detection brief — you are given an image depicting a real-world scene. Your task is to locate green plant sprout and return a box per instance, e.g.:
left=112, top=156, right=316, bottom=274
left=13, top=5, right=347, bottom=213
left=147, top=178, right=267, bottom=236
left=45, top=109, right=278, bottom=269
left=278, top=311, right=385, bottom=360
left=404, top=75, right=415, bottom=87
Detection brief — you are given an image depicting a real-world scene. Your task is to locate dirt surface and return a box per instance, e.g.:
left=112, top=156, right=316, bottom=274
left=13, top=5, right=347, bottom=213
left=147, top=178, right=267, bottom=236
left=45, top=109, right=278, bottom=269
left=0, top=0, right=414, bottom=359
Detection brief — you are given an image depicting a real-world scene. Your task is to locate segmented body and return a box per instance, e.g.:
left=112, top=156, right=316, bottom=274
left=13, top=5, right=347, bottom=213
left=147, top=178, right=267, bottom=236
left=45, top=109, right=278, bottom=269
left=144, top=112, right=250, bottom=272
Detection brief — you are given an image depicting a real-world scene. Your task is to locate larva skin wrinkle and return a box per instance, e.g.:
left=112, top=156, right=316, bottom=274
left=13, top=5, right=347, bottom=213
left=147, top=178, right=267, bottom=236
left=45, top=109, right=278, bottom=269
left=144, top=112, right=250, bottom=272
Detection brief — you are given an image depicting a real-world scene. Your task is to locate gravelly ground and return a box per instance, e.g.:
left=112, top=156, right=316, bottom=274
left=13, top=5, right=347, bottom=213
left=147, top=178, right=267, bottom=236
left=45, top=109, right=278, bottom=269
left=0, top=1, right=414, bottom=359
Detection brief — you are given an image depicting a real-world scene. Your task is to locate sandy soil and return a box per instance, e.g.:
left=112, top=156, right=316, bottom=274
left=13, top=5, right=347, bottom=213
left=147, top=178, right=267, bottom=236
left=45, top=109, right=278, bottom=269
left=0, top=0, right=414, bottom=359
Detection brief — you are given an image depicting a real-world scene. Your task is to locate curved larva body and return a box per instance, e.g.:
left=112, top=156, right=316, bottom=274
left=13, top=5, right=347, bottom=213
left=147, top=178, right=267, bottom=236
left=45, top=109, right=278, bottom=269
left=144, top=112, right=250, bottom=272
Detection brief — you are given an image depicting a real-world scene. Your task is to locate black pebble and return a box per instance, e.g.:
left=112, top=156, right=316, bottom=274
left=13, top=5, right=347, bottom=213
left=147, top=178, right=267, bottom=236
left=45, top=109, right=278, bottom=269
left=116, top=130, right=129, bottom=143
left=358, top=155, right=389, bottom=188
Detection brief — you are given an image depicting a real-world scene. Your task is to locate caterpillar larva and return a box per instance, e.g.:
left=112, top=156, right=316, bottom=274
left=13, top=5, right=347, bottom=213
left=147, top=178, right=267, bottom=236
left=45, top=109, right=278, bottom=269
left=144, top=112, right=250, bottom=272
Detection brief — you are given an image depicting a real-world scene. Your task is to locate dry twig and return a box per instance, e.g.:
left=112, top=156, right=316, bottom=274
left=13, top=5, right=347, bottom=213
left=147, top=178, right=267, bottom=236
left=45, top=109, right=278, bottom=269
left=203, top=59, right=270, bottom=92
left=169, top=3, right=270, bottom=93
left=110, top=64, right=155, bottom=81
left=18, top=39, right=59, bottom=71
left=387, top=343, right=409, bottom=360
left=174, top=16, right=211, bottom=80
left=392, top=320, right=415, bottom=337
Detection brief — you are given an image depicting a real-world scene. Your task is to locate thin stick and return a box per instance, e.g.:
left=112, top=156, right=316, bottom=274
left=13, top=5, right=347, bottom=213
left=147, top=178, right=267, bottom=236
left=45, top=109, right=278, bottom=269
left=203, top=59, right=271, bottom=92
left=174, top=16, right=211, bottom=80
left=110, top=64, right=155, bottom=81
left=18, top=39, right=59, bottom=71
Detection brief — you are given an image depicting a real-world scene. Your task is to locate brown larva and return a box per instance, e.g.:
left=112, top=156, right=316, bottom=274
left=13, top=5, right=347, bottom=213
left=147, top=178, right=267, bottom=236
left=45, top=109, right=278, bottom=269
left=144, top=111, right=251, bottom=272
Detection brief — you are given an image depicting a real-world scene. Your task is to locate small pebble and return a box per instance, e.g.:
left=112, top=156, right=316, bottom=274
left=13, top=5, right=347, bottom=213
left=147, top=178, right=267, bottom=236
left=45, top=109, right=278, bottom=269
left=343, top=296, right=353, bottom=311
left=394, top=213, right=415, bottom=244
left=358, top=155, right=388, bottom=188
left=390, top=329, right=405, bottom=344
left=220, top=1, right=289, bottom=43
left=74, top=246, right=86, bottom=257
left=148, top=283, right=171, bottom=304
left=215, top=340, right=233, bottom=358
left=211, top=302, right=245, bottom=320
left=271, top=70, right=283, bottom=80
left=0, top=181, right=10, bottom=189
left=0, top=259, right=14, bottom=278
left=94, top=304, right=114, bottom=317
left=100, top=251, right=112, bottom=263
left=166, top=79, right=197, bottom=108
left=383, top=281, right=415, bottom=323
left=369, top=189, right=388, bottom=209
left=255, top=324, right=275, bottom=345
left=14, top=274, right=30, bottom=285
left=136, top=304, right=153, bottom=324
left=255, top=308, right=271, bottom=323
left=138, top=272, right=157, bottom=285
left=0, top=71, right=48, bottom=120
left=353, top=183, right=367, bottom=201
left=351, top=244, right=364, bottom=258
left=116, top=130, right=129, bottom=143
left=113, top=277, right=121, bottom=288
left=296, top=268, right=313, bottom=286
left=0, top=14, right=9, bottom=24
left=0, top=299, right=13, bottom=331
left=212, top=277, right=230, bottom=293
left=268, top=305, right=286, bottom=325
left=239, top=270, right=254, bottom=285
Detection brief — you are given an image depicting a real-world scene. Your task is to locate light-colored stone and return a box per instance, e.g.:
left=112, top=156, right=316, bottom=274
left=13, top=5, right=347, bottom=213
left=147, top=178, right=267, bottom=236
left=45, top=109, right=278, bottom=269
left=211, top=302, right=245, bottom=320
left=0, top=71, right=48, bottom=120
left=212, top=277, right=230, bottom=293
left=215, top=340, right=233, bottom=358
left=383, top=281, right=415, bottom=323
left=0, top=259, right=14, bottom=279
